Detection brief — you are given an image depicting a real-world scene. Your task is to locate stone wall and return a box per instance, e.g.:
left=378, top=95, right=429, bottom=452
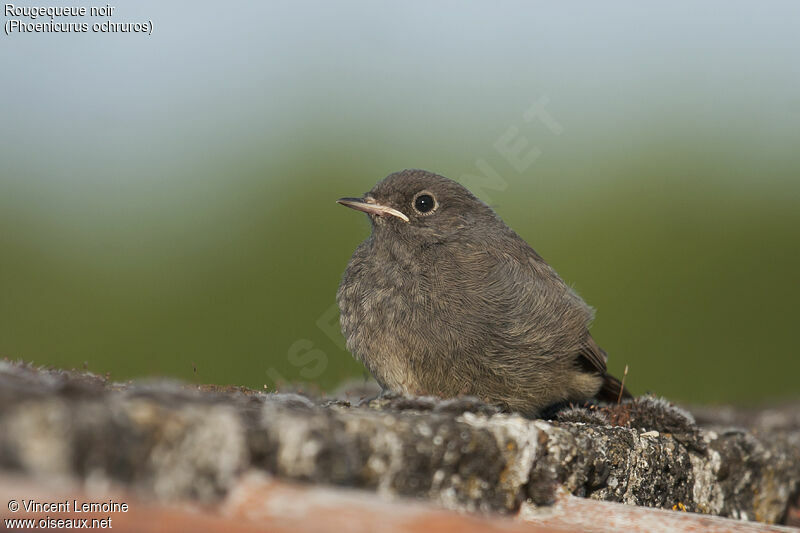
left=0, top=359, right=798, bottom=529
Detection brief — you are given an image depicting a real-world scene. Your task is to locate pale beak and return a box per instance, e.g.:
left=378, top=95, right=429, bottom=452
left=337, top=197, right=410, bottom=223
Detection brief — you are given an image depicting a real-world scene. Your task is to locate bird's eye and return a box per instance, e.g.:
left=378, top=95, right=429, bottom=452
left=413, top=193, right=436, bottom=214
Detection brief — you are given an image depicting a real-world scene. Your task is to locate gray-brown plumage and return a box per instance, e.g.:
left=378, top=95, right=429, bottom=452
left=336, top=169, right=630, bottom=416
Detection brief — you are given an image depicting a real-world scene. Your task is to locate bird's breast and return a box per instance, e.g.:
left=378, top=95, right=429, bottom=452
left=337, top=244, right=436, bottom=392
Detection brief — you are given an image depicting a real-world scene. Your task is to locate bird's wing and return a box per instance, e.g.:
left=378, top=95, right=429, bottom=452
left=511, top=244, right=609, bottom=375
left=443, top=240, right=598, bottom=365
left=452, top=238, right=631, bottom=399
left=578, top=333, right=608, bottom=375
left=580, top=324, right=632, bottom=400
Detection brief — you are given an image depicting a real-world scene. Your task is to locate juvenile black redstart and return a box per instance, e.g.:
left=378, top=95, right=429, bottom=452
left=337, top=169, right=630, bottom=416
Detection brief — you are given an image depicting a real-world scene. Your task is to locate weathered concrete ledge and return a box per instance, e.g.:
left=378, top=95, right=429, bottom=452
left=0, top=360, right=798, bottom=527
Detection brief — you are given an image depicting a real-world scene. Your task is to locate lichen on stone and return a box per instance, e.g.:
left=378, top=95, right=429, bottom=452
left=0, top=359, right=798, bottom=526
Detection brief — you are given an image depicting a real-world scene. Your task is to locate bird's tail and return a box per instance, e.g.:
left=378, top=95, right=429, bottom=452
left=596, top=373, right=632, bottom=403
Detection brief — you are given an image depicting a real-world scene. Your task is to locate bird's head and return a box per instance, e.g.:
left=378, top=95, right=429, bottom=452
left=337, top=169, right=498, bottom=244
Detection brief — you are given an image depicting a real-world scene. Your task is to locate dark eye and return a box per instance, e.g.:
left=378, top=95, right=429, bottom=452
left=414, top=193, right=435, bottom=213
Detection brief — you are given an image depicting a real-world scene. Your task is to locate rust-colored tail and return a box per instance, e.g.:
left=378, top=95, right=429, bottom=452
left=596, top=373, right=632, bottom=403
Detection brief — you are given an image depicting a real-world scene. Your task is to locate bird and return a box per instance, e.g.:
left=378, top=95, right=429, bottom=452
left=336, top=169, right=630, bottom=416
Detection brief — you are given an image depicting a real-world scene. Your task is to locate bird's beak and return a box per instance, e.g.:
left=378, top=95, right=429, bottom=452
left=336, top=197, right=410, bottom=223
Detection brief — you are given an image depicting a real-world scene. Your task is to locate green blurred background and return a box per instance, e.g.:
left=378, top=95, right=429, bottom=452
left=2, top=2, right=798, bottom=404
